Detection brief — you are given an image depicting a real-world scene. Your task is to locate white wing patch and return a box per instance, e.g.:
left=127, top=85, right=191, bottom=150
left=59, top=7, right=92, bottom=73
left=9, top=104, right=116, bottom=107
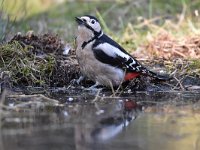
left=129, top=58, right=136, bottom=66
left=94, top=43, right=130, bottom=60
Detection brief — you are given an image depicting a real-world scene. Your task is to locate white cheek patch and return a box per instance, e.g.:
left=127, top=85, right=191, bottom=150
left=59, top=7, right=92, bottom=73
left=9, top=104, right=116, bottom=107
left=95, top=43, right=130, bottom=60
left=94, top=24, right=101, bottom=32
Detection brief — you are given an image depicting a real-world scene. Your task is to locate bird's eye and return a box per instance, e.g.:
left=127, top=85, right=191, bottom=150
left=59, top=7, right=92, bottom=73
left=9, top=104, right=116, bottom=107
left=82, top=19, right=86, bottom=22
left=91, top=19, right=96, bottom=24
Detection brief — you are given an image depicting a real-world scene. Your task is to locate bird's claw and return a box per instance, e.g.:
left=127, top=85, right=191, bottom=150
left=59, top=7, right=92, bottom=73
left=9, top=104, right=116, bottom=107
left=69, top=76, right=85, bottom=86
left=84, top=82, right=102, bottom=91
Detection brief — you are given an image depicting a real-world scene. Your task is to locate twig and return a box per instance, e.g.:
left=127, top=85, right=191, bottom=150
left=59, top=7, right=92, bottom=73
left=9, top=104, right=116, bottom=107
left=92, top=89, right=101, bottom=103
left=8, top=94, right=59, bottom=104
left=173, top=76, right=185, bottom=91
left=109, top=81, right=116, bottom=97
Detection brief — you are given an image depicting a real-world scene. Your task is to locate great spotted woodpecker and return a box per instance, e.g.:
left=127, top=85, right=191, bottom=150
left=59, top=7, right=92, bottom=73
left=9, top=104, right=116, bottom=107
left=75, top=15, right=170, bottom=89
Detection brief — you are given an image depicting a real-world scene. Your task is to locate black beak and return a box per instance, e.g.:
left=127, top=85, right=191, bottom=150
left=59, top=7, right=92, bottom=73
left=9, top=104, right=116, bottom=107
left=75, top=17, right=84, bottom=25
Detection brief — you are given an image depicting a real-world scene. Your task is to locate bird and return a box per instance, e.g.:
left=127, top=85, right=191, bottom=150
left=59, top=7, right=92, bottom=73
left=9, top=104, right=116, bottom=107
left=75, top=15, right=170, bottom=89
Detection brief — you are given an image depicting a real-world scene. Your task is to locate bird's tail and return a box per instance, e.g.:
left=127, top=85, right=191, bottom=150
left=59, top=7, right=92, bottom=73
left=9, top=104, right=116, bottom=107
left=145, top=70, right=171, bottom=81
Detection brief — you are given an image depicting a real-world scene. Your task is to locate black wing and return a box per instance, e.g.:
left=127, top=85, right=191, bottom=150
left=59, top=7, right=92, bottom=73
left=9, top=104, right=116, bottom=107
left=92, top=34, right=171, bottom=81
left=92, top=34, right=144, bottom=72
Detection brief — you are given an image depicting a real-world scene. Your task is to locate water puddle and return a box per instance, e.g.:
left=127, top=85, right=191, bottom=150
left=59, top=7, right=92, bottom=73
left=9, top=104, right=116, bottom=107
left=0, top=90, right=200, bottom=150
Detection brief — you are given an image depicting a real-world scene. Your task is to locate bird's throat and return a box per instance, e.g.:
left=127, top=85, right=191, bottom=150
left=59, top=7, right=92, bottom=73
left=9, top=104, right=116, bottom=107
left=81, top=36, right=96, bottom=49
left=80, top=30, right=103, bottom=49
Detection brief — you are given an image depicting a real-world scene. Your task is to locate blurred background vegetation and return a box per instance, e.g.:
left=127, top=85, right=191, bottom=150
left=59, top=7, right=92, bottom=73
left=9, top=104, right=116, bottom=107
left=0, top=0, right=200, bottom=49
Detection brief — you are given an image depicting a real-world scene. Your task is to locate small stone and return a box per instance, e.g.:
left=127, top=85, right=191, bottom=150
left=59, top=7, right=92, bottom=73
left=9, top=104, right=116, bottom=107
left=68, top=97, right=73, bottom=102
left=96, top=109, right=105, bottom=115
left=63, top=44, right=71, bottom=55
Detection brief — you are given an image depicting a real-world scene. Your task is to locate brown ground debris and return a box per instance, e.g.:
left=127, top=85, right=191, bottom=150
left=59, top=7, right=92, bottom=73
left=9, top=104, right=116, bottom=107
left=133, top=31, right=200, bottom=60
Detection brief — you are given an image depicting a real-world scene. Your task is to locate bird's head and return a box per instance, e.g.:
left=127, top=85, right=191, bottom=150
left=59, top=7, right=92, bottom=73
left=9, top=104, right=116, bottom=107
left=75, top=15, right=102, bottom=38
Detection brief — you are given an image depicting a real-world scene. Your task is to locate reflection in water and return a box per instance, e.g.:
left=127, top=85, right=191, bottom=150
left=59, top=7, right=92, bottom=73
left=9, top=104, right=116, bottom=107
left=75, top=100, right=139, bottom=150
left=92, top=100, right=138, bottom=141
left=0, top=92, right=200, bottom=150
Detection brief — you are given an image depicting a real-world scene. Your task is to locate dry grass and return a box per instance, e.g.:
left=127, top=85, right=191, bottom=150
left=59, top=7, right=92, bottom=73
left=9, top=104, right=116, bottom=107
left=134, top=31, right=200, bottom=59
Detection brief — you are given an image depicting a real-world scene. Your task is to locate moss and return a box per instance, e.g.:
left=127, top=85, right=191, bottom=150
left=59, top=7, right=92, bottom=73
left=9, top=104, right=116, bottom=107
left=0, top=40, right=56, bottom=86
left=189, top=59, right=200, bottom=75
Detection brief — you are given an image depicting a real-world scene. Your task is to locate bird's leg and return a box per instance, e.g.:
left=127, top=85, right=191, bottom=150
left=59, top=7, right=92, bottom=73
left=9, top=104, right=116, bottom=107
left=85, top=81, right=101, bottom=91
left=68, top=76, right=85, bottom=88
left=76, top=76, right=85, bottom=84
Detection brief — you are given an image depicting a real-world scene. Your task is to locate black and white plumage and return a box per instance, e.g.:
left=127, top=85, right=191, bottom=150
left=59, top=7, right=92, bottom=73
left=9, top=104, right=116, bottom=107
left=75, top=15, right=170, bottom=88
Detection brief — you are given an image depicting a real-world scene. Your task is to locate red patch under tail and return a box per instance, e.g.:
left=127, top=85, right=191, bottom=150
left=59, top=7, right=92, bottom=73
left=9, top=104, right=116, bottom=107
left=124, top=72, right=140, bottom=81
